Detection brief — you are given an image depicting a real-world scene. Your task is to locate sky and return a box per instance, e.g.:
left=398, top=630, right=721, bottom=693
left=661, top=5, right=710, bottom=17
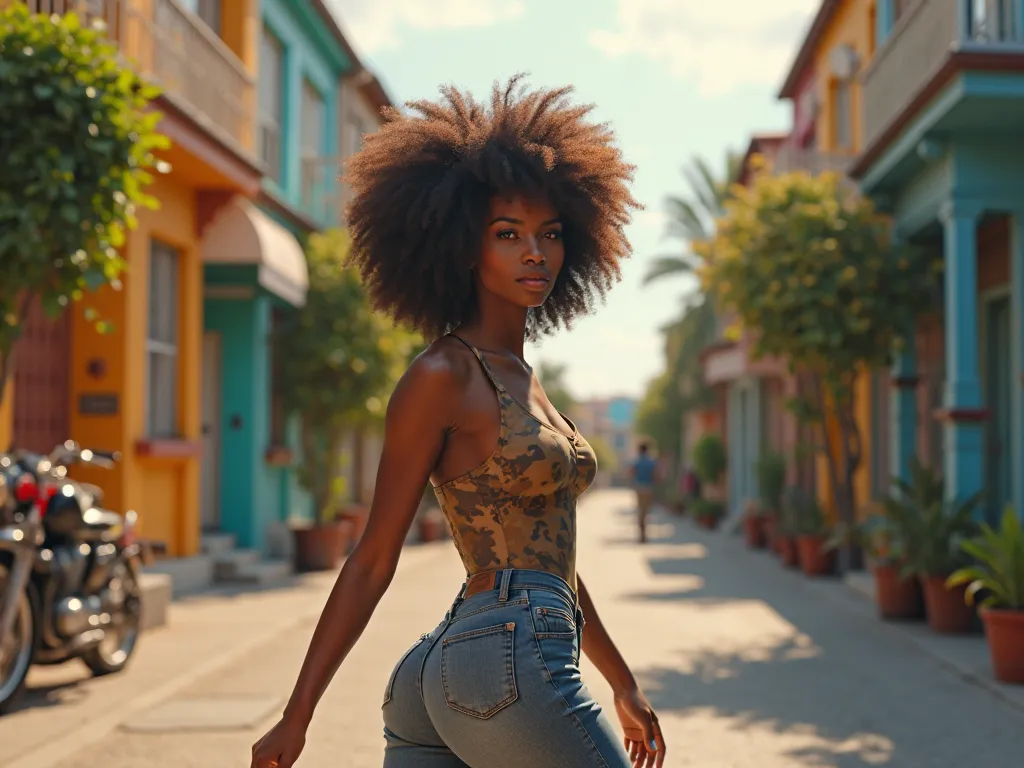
left=327, top=0, right=820, bottom=402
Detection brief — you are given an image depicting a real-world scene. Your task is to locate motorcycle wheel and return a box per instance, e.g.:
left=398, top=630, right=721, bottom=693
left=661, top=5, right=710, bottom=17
left=0, top=566, right=38, bottom=715
left=82, top=560, right=142, bottom=676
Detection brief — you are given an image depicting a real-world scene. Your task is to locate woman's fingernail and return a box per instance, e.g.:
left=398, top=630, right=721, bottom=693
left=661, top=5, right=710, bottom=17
left=649, top=740, right=657, bottom=750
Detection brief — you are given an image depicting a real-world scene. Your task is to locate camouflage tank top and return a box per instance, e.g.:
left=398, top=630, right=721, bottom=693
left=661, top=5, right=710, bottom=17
left=432, top=335, right=598, bottom=589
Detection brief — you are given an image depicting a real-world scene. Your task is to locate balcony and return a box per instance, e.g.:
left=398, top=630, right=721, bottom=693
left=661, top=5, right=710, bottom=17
left=300, top=156, right=346, bottom=229
left=772, top=145, right=853, bottom=176
left=13, top=0, right=256, bottom=157
left=862, top=0, right=1024, bottom=155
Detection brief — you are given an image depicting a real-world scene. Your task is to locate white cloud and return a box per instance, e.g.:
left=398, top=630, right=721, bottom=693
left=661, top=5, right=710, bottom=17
left=329, top=0, right=526, bottom=54
left=590, top=0, right=819, bottom=96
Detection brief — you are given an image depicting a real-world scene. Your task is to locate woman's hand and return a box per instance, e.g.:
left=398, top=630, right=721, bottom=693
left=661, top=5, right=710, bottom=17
left=614, top=687, right=666, bottom=768
left=250, top=714, right=308, bottom=768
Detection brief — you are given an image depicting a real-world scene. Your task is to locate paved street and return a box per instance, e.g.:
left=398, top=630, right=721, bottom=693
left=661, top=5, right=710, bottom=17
left=3, top=489, right=1024, bottom=767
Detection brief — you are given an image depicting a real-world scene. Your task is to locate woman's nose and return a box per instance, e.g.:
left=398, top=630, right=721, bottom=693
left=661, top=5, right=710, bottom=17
left=522, top=236, right=544, bottom=263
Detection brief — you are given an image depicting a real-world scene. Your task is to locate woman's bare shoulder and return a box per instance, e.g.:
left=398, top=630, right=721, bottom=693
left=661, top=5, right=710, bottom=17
left=387, top=336, right=475, bottom=421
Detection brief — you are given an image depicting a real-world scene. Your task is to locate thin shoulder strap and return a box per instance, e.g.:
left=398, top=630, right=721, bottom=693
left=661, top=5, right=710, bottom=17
left=448, top=333, right=508, bottom=395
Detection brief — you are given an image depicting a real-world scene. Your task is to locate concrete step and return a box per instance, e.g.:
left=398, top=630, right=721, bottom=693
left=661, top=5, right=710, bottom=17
left=226, top=559, right=293, bottom=587
left=143, top=554, right=214, bottom=598
left=201, top=532, right=237, bottom=556
left=138, top=572, right=172, bottom=632
left=211, top=548, right=262, bottom=581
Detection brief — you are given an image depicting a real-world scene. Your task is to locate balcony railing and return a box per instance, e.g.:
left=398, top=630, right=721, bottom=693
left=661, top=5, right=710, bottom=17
left=863, top=0, right=1024, bottom=151
left=11, top=0, right=256, bottom=156
left=300, top=156, right=346, bottom=229
left=772, top=145, right=854, bottom=176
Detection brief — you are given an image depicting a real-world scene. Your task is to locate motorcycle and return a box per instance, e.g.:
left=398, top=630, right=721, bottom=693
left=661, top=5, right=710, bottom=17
left=0, top=440, right=148, bottom=713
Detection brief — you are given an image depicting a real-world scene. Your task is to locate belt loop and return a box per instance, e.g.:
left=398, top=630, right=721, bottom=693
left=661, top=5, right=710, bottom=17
left=498, top=568, right=513, bottom=602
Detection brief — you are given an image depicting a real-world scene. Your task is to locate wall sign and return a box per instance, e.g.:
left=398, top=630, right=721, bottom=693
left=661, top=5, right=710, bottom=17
left=78, top=393, right=119, bottom=416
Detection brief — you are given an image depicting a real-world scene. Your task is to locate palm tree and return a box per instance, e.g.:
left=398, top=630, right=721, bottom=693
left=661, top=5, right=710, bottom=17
left=643, top=154, right=742, bottom=286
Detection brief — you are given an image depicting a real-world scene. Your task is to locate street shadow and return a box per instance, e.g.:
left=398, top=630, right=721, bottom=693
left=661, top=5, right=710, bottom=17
left=13, top=670, right=93, bottom=714
left=623, top=510, right=968, bottom=767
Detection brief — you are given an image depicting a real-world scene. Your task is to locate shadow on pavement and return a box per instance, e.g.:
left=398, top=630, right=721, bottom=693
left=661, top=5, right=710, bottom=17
left=625, top=509, right=1012, bottom=768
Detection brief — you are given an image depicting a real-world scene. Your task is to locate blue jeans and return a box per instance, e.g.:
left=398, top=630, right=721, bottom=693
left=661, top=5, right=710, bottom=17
left=381, top=569, right=631, bottom=767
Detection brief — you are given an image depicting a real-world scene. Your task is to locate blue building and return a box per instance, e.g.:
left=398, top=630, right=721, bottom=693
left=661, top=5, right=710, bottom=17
left=199, top=0, right=361, bottom=561
left=853, top=0, right=1024, bottom=521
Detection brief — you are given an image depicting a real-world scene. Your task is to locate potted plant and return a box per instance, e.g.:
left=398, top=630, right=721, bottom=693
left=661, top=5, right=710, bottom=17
left=752, top=452, right=786, bottom=550
left=790, top=490, right=834, bottom=577
left=692, top=434, right=727, bottom=501
left=743, top=500, right=767, bottom=548
left=827, top=502, right=923, bottom=620
left=775, top=487, right=802, bottom=568
left=692, top=498, right=726, bottom=530
left=278, top=231, right=419, bottom=572
left=893, top=461, right=982, bottom=633
left=946, top=505, right=1024, bottom=683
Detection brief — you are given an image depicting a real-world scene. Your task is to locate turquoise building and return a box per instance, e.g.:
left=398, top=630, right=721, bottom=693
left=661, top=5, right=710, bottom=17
left=853, top=0, right=1024, bottom=522
left=199, top=0, right=356, bottom=553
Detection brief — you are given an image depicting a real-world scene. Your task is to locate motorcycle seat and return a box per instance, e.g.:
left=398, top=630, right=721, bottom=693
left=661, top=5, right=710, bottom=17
left=79, top=507, right=124, bottom=542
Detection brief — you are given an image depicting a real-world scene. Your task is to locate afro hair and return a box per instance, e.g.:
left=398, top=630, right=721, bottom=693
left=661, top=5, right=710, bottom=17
left=344, top=74, right=641, bottom=339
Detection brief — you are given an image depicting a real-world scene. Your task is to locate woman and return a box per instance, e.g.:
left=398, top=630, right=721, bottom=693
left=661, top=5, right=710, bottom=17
left=250, top=75, right=666, bottom=768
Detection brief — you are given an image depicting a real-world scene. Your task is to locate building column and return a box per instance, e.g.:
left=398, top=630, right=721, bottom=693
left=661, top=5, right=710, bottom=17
left=1010, top=209, right=1024, bottom=517
left=890, top=331, right=918, bottom=485
left=877, top=0, right=895, bottom=42
left=938, top=200, right=986, bottom=505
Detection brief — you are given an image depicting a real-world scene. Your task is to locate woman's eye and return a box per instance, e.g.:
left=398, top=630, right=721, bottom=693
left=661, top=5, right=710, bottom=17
left=497, top=229, right=518, bottom=240
left=544, top=230, right=563, bottom=240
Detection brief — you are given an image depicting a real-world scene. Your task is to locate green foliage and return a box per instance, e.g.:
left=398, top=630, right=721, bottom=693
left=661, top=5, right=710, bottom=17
left=0, top=5, right=167, bottom=400
left=536, top=361, right=576, bottom=417
left=947, top=506, right=1024, bottom=610
left=756, top=451, right=786, bottom=512
left=883, top=458, right=982, bottom=577
left=279, top=230, right=420, bottom=520
left=587, top=434, right=618, bottom=475
left=697, top=170, right=940, bottom=381
left=691, top=497, right=726, bottom=519
left=692, top=433, right=726, bottom=485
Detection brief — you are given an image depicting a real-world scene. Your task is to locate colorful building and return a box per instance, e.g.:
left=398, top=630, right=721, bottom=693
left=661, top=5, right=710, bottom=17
left=7, top=0, right=265, bottom=560
left=199, top=0, right=357, bottom=559
left=851, top=0, right=1024, bottom=522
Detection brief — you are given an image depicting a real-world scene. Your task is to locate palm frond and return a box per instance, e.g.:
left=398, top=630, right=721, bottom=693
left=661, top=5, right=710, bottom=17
left=642, top=255, right=696, bottom=286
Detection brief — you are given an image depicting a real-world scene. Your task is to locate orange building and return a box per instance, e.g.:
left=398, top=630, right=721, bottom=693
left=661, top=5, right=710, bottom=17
left=6, top=1, right=264, bottom=557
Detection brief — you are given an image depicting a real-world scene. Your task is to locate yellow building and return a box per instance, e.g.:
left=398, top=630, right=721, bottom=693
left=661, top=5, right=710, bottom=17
left=778, top=0, right=882, bottom=515
left=6, top=1, right=264, bottom=557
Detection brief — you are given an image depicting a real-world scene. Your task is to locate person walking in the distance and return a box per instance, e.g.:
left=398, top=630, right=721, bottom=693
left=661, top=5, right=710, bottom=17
left=630, top=443, right=658, bottom=543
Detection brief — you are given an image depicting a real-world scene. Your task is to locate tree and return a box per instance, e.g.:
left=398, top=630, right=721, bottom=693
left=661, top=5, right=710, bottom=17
left=0, top=6, right=166, bottom=407
left=537, top=361, right=576, bottom=416
left=643, top=154, right=743, bottom=286
left=697, top=168, right=941, bottom=565
left=278, top=229, right=419, bottom=523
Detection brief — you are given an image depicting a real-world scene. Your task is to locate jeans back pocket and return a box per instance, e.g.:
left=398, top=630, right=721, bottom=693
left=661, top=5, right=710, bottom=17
left=440, top=622, right=518, bottom=719
left=534, top=606, right=577, bottom=638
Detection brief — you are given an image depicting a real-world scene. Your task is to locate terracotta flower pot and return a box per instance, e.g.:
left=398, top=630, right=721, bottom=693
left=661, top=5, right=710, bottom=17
left=778, top=536, right=799, bottom=568
left=418, top=515, right=443, bottom=543
left=697, top=515, right=720, bottom=530
left=292, top=524, right=345, bottom=572
left=920, top=575, right=976, bottom=634
left=337, top=505, right=370, bottom=550
left=743, top=515, right=767, bottom=549
left=980, top=608, right=1024, bottom=684
left=797, top=534, right=835, bottom=577
left=872, top=563, right=924, bottom=620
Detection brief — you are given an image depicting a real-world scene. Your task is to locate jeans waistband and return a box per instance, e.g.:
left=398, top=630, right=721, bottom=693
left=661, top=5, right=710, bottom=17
left=456, top=568, right=578, bottom=611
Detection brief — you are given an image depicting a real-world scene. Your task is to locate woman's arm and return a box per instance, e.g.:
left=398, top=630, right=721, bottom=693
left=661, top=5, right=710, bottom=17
left=578, top=574, right=666, bottom=767
left=276, top=355, right=460, bottom=727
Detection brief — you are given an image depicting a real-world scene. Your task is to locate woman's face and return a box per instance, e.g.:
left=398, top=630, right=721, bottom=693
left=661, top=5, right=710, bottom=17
left=476, top=193, right=564, bottom=309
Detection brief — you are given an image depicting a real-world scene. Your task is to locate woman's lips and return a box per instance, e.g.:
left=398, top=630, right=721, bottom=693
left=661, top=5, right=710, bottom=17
left=517, top=277, right=550, bottom=291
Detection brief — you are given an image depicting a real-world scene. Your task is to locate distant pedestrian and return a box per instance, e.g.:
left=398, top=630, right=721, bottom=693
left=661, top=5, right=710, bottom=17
left=631, top=443, right=659, bottom=543
left=249, top=76, right=664, bottom=768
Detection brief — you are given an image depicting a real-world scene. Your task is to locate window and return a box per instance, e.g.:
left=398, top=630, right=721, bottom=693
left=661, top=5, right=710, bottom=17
left=179, top=0, right=221, bottom=34
left=348, top=115, right=365, bottom=158
left=258, top=27, right=285, bottom=182
left=300, top=79, right=325, bottom=210
left=832, top=79, right=852, bottom=150
left=147, top=240, right=179, bottom=437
